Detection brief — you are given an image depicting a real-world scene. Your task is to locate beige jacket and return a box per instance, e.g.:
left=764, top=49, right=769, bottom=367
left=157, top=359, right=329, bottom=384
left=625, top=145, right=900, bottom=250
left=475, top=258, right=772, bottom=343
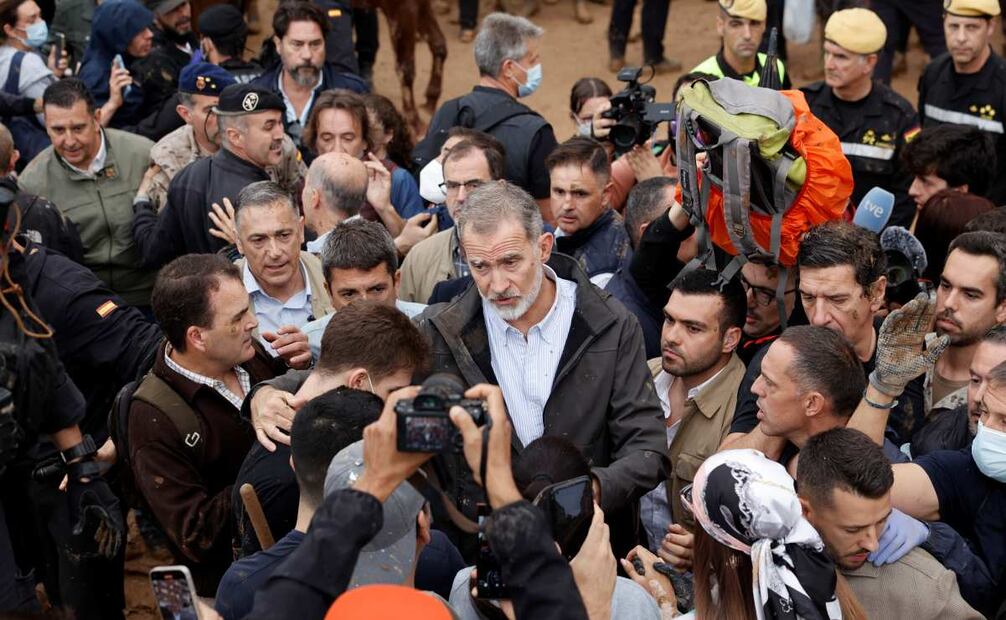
left=235, top=251, right=333, bottom=337
left=398, top=228, right=457, bottom=304
left=843, top=547, right=981, bottom=619
left=648, top=353, right=745, bottom=529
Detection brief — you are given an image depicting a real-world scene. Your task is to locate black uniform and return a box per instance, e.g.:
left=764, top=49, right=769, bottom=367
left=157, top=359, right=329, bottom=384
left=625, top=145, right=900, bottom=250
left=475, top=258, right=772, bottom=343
left=220, top=57, right=264, bottom=84
left=133, top=26, right=198, bottom=114
left=872, top=0, right=946, bottom=84
left=802, top=80, right=920, bottom=228
left=10, top=189, right=85, bottom=264
left=132, top=148, right=272, bottom=268
left=414, top=86, right=558, bottom=200
left=919, top=51, right=1006, bottom=205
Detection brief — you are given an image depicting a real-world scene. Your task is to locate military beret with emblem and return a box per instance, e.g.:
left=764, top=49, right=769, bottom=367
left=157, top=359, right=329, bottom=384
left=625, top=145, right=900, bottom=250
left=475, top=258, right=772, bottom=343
left=718, top=0, right=767, bottom=21
left=179, top=62, right=236, bottom=96
left=944, top=0, right=1000, bottom=17
left=825, top=8, right=887, bottom=54
left=214, top=83, right=285, bottom=116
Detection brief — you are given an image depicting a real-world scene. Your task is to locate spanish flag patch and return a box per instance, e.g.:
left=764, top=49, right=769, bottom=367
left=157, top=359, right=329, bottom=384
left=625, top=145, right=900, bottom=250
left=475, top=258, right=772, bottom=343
left=904, top=126, right=921, bottom=143
left=96, top=300, right=117, bottom=318
left=328, top=8, right=342, bottom=17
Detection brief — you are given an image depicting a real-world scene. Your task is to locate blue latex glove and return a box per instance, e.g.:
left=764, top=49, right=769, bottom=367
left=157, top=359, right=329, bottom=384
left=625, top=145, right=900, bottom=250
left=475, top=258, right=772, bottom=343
left=869, top=508, right=929, bottom=565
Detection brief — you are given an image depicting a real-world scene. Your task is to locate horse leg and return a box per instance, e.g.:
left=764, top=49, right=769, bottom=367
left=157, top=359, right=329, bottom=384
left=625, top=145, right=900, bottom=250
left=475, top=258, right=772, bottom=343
left=387, top=10, right=424, bottom=136
left=417, top=0, right=448, bottom=114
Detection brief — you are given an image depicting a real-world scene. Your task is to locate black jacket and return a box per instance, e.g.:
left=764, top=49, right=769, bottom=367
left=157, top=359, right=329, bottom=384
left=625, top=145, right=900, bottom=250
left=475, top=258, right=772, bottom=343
left=12, top=189, right=85, bottom=264
left=416, top=253, right=668, bottom=517
left=802, top=80, right=919, bottom=228
left=132, top=148, right=271, bottom=268
left=21, top=243, right=162, bottom=439
left=246, top=492, right=587, bottom=620
left=554, top=210, right=631, bottom=281
left=604, top=265, right=662, bottom=360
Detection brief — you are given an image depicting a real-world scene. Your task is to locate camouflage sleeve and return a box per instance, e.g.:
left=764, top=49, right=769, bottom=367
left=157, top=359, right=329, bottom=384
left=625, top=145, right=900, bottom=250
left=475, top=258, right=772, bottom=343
left=148, top=168, right=171, bottom=212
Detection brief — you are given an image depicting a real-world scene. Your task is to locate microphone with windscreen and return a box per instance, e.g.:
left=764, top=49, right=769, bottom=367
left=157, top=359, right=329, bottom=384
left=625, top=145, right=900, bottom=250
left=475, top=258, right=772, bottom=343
left=852, top=187, right=895, bottom=233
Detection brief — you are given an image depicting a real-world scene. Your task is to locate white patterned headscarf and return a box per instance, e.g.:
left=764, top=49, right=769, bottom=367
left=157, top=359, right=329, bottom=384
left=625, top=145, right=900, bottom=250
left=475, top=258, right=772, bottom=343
left=682, top=449, right=843, bottom=620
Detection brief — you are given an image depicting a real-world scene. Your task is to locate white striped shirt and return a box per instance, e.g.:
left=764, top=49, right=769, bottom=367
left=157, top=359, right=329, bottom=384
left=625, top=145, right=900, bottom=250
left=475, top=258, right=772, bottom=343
left=163, top=345, right=251, bottom=410
left=483, top=267, right=577, bottom=447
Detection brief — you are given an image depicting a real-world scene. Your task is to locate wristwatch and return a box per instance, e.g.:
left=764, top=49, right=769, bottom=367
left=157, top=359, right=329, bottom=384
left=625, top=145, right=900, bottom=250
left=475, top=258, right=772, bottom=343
left=60, top=434, right=97, bottom=464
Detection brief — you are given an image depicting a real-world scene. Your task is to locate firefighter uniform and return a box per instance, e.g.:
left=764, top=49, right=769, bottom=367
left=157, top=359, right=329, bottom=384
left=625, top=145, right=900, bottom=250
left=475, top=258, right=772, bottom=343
left=918, top=0, right=1006, bottom=204
left=803, top=8, right=920, bottom=227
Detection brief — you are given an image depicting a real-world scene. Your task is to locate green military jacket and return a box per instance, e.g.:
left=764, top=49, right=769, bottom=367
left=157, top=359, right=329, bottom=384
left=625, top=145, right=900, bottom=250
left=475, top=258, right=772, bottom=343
left=20, top=128, right=157, bottom=306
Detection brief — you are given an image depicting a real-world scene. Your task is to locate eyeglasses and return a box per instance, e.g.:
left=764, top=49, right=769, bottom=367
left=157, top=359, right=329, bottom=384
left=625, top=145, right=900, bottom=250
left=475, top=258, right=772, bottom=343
left=740, top=276, right=797, bottom=307
left=439, top=179, right=486, bottom=195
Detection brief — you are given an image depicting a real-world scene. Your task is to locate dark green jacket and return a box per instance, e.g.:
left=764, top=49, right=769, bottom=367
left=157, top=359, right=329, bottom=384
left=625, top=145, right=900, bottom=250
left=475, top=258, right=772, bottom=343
left=20, top=128, right=156, bottom=306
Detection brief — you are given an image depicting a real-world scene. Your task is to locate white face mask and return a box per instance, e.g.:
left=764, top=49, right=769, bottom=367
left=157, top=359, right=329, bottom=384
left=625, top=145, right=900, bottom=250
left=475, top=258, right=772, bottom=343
left=973, top=420, right=1006, bottom=483
left=419, top=158, right=447, bottom=205
left=576, top=119, right=593, bottom=137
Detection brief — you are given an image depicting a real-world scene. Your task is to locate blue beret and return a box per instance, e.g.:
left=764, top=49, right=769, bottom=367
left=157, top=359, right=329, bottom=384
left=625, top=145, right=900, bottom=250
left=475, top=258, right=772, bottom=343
left=179, top=63, right=237, bottom=96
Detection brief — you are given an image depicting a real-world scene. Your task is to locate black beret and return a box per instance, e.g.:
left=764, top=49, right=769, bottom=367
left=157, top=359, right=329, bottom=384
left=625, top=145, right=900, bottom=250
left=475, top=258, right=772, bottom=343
left=214, top=83, right=286, bottom=116
left=197, top=4, right=248, bottom=40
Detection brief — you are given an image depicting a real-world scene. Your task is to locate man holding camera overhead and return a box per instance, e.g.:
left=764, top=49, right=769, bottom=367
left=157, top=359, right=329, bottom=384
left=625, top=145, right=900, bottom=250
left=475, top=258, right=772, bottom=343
left=801, top=8, right=920, bottom=229
left=413, top=180, right=668, bottom=559
left=692, top=0, right=791, bottom=89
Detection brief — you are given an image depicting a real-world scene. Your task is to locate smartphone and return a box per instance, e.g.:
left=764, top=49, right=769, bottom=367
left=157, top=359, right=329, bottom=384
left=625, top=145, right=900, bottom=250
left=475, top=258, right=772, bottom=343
left=475, top=504, right=508, bottom=599
left=52, top=33, right=64, bottom=68
left=533, top=475, right=594, bottom=560
left=150, top=565, right=201, bottom=620
left=113, top=54, right=133, bottom=98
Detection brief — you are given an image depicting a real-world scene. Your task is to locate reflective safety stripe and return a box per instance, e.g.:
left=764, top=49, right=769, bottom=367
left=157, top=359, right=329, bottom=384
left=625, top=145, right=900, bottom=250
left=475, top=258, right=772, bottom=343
left=924, top=104, right=1005, bottom=134
left=840, top=142, right=895, bottom=160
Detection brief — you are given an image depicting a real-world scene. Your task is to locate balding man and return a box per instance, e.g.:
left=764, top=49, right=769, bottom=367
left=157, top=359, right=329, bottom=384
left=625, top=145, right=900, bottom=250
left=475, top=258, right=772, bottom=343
left=801, top=8, right=920, bottom=228
left=301, top=152, right=368, bottom=253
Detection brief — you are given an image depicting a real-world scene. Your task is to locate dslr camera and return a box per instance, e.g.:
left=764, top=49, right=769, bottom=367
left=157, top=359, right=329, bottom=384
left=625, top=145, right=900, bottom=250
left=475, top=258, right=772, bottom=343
left=601, top=67, right=676, bottom=153
left=396, top=373, right=488, bottom=453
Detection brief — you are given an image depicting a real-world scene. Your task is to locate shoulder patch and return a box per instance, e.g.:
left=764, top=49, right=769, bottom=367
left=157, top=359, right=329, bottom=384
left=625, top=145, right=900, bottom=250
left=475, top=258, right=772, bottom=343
left=96, top=300, right=118, bottom=318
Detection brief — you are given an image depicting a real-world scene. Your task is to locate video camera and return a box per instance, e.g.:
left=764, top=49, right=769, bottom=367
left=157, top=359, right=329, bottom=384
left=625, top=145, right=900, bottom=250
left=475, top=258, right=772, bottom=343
left=396, top=373, right=488, bottom=453
left=601, top=67, right=676, bottom=153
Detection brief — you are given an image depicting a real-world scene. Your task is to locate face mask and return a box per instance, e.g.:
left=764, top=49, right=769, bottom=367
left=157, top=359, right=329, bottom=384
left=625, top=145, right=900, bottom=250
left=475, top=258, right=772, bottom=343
left=576, top=119, right=592, bottom=137
left=515, top=62, right=542, bottom=98
left=419, top=158, right=447, bottom=205
left=20, top=20, right=47, bottom=49
left=972, top=420, right=1006, bottom=483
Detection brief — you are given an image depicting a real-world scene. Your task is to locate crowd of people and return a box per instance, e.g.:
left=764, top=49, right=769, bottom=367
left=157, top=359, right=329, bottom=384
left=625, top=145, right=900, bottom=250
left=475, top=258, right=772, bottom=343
left=0, top=0, right=1003, bottom=618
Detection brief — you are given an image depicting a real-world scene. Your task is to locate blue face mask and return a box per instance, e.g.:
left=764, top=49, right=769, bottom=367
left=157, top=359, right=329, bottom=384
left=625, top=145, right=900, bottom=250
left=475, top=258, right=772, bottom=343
left=972, top=420, right=1006, bottom=483
left=21, top=20, right=47, bottom=49
left=515, top=62, right=542, bottom=98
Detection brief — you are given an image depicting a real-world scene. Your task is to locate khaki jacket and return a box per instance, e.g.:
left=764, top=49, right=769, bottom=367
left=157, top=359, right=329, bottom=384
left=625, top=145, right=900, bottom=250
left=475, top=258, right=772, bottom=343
left=648, top=353, right=745, bottom=529
left=20, top=128, right=156, bottom=306
left=235, top=251, right=333, bottom=337
left=398, top=227, right=457, bottom=303
left=842, top=547, right=982, bottom=620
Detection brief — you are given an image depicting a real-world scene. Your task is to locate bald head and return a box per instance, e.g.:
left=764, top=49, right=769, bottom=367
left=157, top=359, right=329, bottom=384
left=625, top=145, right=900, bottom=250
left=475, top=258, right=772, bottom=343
left=303, top=152, right=368, bottom=235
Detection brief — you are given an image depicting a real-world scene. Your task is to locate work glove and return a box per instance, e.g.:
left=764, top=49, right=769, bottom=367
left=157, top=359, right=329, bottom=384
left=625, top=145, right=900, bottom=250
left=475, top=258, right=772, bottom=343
left=869, top=293, right=949, bottom=397
left=66, top=475, right=124, bottom=561
left=869, top=508, right=929, bottom=566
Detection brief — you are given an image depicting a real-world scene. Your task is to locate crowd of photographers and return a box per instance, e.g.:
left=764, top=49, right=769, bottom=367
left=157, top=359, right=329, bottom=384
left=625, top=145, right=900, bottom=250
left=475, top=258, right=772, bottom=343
left=0, top=0, right=1005, bottom=618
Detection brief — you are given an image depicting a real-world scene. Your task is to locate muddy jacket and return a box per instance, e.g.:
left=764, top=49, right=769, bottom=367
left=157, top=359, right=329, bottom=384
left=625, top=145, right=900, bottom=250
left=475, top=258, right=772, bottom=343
left=127, top=339, right=281, bottom=594
left=415, top=252, right=668, bottom=518
left=19, top=127, right=157, bottom=306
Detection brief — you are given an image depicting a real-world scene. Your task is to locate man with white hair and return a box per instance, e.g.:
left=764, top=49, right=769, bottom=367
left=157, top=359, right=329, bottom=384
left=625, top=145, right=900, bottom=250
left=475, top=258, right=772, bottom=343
left=412, top=12, right=558, bottom=224
left=414, top=180, right=667, bottom=557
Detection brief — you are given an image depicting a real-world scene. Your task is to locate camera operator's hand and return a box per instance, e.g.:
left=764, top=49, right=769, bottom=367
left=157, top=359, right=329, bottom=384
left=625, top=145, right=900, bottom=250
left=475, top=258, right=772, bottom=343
left=450, top=384, right=522, bottom=509
left=250, top=386, right=305, bottom=451
left=591, top=100, right=614, bottom=141
left=570, top=503, right=616, bottom=620
left=66, top=476, right=124, bottom=561
left=354, top=386, right=434, bottom=503
left=870, top=292, right=948, bottom=398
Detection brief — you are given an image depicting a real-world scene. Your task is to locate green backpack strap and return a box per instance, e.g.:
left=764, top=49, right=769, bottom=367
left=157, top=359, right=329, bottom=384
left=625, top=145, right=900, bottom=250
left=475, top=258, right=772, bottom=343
left=133, top=373, right=205, bottom=466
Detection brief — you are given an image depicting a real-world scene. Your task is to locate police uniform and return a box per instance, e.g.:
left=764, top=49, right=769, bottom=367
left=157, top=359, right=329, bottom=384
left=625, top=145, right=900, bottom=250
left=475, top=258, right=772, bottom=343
left=918, top=0, right=1006, bottom=204
left=197, top=5, right=264, bottom=85
left=147, top=65, right=305, bottom=211
left=133, top=84, right=304, bottom=268
left=692, top=0, right=791, bottom=88
left=802, top=9, right=920, bottom=228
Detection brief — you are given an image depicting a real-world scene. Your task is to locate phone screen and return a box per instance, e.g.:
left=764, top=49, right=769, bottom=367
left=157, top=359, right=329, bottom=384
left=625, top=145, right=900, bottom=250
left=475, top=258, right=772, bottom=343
left=150, top=566, right=199, bottom=620
left=537, top=476, right=593, bottom=560
left=475, top=504, right=508, bottom=599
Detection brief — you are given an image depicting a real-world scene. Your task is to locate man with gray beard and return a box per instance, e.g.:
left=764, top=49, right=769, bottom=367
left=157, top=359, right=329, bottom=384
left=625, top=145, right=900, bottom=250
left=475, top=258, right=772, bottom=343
left=250, top=1, right=366, bottom=150
left=414, top=180, right=668, bottom=559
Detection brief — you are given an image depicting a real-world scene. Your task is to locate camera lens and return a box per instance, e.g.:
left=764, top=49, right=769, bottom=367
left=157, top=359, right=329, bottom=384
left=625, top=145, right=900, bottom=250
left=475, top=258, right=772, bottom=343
left=610, top=115, right=642, bottom=151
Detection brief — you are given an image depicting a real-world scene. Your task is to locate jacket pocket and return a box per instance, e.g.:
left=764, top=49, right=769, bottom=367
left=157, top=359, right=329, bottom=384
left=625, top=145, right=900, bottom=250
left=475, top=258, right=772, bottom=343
left=673, top=452, right=706, bottom=483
